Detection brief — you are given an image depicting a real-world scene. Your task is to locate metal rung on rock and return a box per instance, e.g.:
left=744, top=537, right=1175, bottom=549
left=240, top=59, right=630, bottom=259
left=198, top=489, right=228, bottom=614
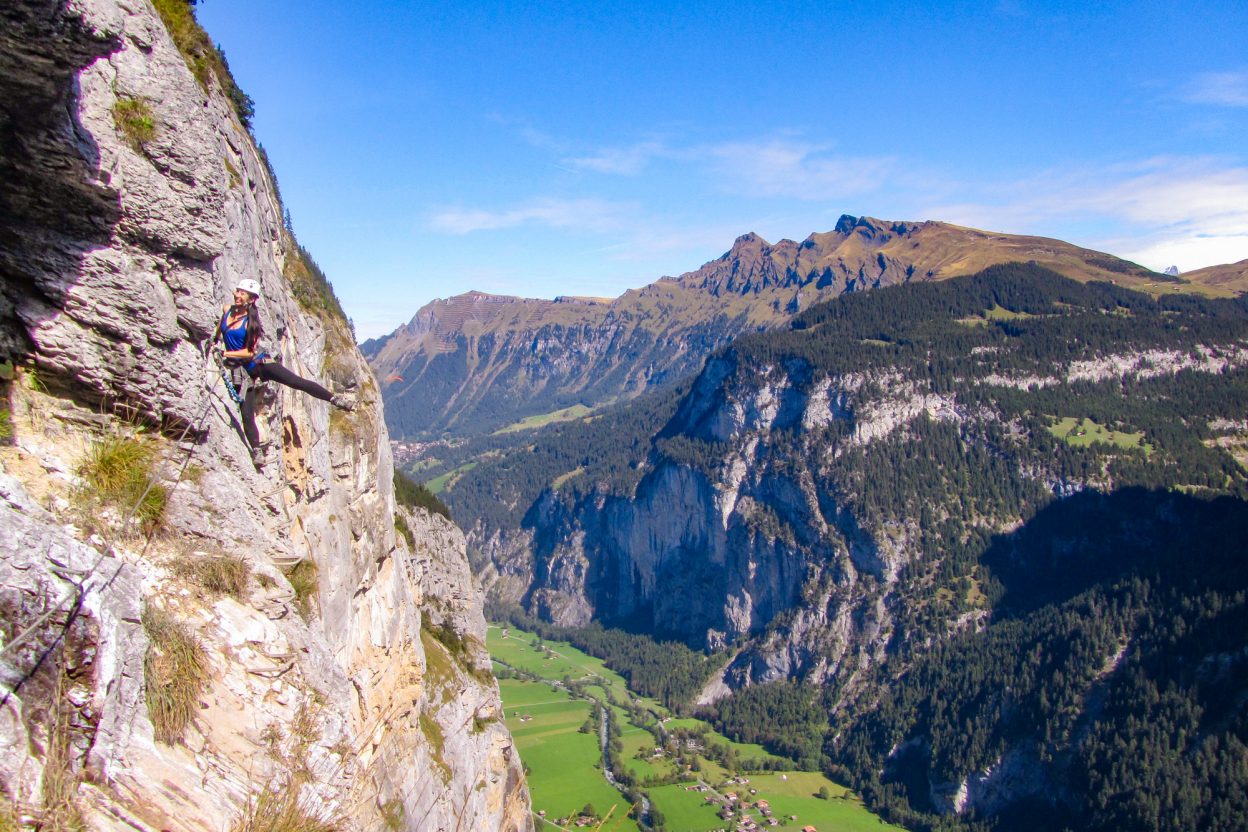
left=269, top=553, right=305, bottom=569
left=261, top=602, right=290, bottom=621
left=245, top=661, right=293, bottom=678
left=244, top=641, right=295, bottom=662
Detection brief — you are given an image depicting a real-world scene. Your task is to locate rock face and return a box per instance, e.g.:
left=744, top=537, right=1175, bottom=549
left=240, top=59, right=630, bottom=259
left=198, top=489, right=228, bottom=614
left=367, top=216, right=1182, bottom=439
left=495, top=354, right=911, bottom=683
left=0, top=1, right=528, bottom=830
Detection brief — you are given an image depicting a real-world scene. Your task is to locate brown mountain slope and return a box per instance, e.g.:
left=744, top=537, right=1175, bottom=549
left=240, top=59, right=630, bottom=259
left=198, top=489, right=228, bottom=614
left=1183, top=258, right=1248, bottom=294
left=365, top=215, right=1217, bottom=439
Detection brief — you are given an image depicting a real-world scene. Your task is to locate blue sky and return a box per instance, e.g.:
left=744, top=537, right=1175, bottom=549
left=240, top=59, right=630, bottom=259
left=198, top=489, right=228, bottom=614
left=197, top=0, right=1248, bottom=340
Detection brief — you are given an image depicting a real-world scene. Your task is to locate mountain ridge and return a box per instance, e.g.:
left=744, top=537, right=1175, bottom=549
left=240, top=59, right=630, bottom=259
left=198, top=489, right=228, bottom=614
left=369, top=215, right=1237, bottom=439
left=1184, top=257, right=1248, bottom=292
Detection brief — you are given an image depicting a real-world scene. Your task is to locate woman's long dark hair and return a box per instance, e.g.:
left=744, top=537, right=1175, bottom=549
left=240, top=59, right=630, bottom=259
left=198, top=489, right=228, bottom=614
left=243, top=301, right=263, bottom=352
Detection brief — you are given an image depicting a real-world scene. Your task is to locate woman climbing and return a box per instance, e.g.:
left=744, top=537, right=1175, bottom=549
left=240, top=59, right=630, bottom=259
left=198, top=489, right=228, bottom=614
left=214, top=278, right=355, bottom=464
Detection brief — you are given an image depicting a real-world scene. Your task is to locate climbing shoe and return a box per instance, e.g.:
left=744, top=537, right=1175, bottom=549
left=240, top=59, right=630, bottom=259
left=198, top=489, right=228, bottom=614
left=330, top=392, right=357, bottom=412
left=251, top=443, right=270, bottom=468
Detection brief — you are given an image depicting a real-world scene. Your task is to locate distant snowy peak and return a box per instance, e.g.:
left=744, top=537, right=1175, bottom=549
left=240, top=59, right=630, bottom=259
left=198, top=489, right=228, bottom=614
left=1165, top=265, right=1182, bottom=276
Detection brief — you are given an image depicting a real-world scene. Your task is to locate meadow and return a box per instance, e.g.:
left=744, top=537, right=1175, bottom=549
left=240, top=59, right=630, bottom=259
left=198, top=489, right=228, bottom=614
left=489, top=623, right=903, bottom=831
left=495, top=403, right=594, bottom=434
left=425, top=460, right=478, bottom=494
left=499, top=678, right=641, bottom=831
left=1046, top=416, right=1151, bottom=451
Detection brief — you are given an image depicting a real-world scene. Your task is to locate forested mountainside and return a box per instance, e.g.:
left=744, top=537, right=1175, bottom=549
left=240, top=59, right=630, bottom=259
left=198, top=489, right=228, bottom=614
left=366, top=216, right=1205, bottom=440
left=420, top=264, right=1248, bottom=830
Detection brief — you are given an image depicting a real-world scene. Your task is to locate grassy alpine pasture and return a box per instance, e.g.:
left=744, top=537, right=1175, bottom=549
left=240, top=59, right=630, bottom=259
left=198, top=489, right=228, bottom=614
left=425, top=460, right=478, bottom=494
left=495, top=403, right=594, bottom=434
left=489, top=625, right=614, bottom=680
left=983, top=304, right=1036, bottom=320
left=661, top=718, right=788, bottom=768
left=499, top=678, right=640, bottom=832
left=618, top=729, right=663, bottom=781
left=487, top=625, right=666, bottom=717
left=1046, top=416, right=1151, bottom=452
left=741, top=772, right=904, bottom=831
left=647, top=784, right=726, bottom=831
left=956, top=304, right=1038, bottom=328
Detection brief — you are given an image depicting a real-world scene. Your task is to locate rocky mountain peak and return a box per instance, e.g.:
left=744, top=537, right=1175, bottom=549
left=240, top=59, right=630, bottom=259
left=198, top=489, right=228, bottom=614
left=728, top=230, right=770, bottom=251
left=370, top=210, right=1239, bottom=439
left=833, top=213, right=860, bottom=233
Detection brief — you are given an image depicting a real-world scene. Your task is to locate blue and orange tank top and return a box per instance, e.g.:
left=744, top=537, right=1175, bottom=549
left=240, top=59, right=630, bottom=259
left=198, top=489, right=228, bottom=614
left=219, top=308, right=268, bottom=373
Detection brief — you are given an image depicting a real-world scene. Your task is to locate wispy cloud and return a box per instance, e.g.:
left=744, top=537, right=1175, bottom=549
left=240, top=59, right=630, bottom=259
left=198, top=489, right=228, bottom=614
left=435, top=118, right=1246, bottom=276
left=563, top=141, right=669, bottom=175
left=926, top=158, right=1248, bottom=227
left=923, top=157, right=1248, bottom=270
left=557, top=135, right=897, bottom=200
left=427, top=197, right=635, bottom=234
left=1183, top=68, right=1248, bottom=107
left=703, top=139, right=894, bottom=201
left=484, top=113, right=569, bottom=152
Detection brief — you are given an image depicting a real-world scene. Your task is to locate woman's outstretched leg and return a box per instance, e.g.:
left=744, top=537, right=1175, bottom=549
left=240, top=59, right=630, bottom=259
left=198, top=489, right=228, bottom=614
left=254, top=361, right=355, bottom=410
left=255, top=361, right=332, bottom=400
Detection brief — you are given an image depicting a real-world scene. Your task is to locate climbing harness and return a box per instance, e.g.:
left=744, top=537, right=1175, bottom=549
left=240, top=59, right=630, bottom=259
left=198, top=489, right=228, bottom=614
left=213, top=343, right=262, bottom=409
left=220, top=360, right=246, bottom=406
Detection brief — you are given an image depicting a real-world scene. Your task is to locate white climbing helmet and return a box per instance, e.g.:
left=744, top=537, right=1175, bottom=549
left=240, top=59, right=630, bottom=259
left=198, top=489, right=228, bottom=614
left=235, top=278, right=261, bottom=298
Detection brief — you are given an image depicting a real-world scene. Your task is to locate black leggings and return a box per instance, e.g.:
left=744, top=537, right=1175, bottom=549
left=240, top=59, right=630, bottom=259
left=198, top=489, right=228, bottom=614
left=240, top=361, right=332, bottom=448
left=252, top=361, right=332, bottom=401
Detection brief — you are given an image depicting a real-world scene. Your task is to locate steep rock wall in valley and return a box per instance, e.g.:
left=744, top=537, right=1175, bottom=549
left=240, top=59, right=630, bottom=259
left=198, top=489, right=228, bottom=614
left=477, top=275, right=1248, bottom=701
left=0, top=1, right=528, bottom=829
left=497, top=354, right=899, bottom=689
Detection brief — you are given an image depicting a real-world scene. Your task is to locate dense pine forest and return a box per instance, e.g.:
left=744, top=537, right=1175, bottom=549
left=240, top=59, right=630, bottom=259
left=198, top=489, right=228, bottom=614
left=833, top=488, right=1248, bottom=832
left=414, top=265, right=1248, bottom=831
left=426, top=266, right=1248, bottom=532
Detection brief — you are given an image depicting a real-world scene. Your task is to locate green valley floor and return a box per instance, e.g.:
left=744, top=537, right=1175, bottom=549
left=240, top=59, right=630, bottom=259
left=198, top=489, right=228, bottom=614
left=488, top=623, right=904, bottom=832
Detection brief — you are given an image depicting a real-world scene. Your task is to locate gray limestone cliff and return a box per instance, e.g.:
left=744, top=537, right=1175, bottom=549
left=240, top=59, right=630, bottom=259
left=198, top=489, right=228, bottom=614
left=0, top=1, right=529, bottom=829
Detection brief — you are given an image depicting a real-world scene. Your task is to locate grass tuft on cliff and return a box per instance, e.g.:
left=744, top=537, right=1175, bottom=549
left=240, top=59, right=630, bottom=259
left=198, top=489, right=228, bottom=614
left=143, top=604, right=209, bottom=744
left=77, top=433, right=168, bottom=534
left=171, top=554, right=250, bottom=600
left=286, top=558, right=320, bottom=619
left=151, top=0, right=254, bottom=128
left=112, top=96, right=156, bottom=151
left=393, top=513, right=415, bottom=549
left=379, top=799, right=404, bottom=832
left=41, top=662, right=87, bottom=832
left=0, top=794, right=17, bottom=832
left=231, top=782, right=339, bottom=832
